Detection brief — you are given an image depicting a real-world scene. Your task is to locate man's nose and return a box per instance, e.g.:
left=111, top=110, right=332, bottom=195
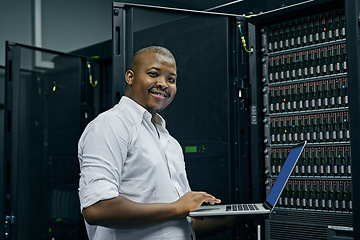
left=155, top=76, right=168, bottom=89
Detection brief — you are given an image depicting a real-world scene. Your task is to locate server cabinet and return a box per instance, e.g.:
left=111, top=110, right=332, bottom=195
left=247, top=0, right=358, bottom=239
left=112, top=3, right=253, bottom=239
left=110, top=1, right=359, bottom=239
left=2, top=42, right=92, bottom=239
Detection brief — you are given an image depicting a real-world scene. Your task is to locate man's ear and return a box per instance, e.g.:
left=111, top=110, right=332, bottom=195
left=125, top=70, right=134, bottom=86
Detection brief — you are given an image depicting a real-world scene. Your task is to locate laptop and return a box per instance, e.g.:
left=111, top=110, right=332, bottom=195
left=189, top=141, right=307, bottom=217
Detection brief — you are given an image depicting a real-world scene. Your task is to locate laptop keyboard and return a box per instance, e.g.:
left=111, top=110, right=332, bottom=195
left=226, top=204, right=259, bottom=211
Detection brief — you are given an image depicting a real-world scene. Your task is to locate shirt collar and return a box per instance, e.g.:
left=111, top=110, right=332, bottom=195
left=119, top=96, right=166, bottom=128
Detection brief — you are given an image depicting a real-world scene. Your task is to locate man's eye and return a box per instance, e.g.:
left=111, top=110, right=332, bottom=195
left=168, top=78, right=176, bottom=83
left=148, top=72, right=158, bottom=77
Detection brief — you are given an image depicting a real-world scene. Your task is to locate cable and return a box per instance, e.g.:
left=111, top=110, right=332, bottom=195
left=238, top=24, right=254, bottom=53
left=245, top=14, right=258, bottom=18
left=87, top=62, right=98, bottom=87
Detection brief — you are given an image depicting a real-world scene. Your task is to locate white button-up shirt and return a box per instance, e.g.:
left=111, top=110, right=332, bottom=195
left=78, top=96, right=195, bottom=240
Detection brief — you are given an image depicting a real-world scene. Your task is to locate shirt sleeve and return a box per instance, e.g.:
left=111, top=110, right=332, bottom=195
left=78, top=114, right=130, bottom=211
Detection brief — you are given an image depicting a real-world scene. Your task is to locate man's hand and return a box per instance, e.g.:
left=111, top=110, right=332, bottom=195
left=173, top=191, right=221, bottom=217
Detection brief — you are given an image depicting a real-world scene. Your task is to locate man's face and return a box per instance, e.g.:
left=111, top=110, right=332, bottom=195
left=125, top=52, right=177, bottom=116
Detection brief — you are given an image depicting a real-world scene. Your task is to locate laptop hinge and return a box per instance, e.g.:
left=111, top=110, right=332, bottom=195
left=263, top=201, right=273, bottom=210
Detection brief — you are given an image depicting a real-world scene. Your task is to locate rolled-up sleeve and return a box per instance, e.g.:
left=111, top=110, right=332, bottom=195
left=78, top=114, right=129, bottom=211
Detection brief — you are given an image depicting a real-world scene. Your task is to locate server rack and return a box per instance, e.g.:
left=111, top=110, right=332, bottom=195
left=2, top=42, right=92, bottom=239
left=247, top=0, right=358, bottom=238
left=112, top=1, right=359, bottom=239
left=112, top=3, right=252, bottom=239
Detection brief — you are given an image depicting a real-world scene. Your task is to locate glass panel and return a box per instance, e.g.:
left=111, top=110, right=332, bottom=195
left=6, top=45, right=84, bottom=239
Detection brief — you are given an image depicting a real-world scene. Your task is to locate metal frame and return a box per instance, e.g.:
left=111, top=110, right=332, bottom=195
left=344, top=0, right=360, bottom=238
left=0, top=65, right=5, bottom=239
left=112, top=3, right=129, bottom=106
left=248, top=22, right=265, bottom=203
left=4, top=43, right=21, bottom=239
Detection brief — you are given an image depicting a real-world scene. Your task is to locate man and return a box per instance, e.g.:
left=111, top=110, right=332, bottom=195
left=78, top=46, right=242, bottom=239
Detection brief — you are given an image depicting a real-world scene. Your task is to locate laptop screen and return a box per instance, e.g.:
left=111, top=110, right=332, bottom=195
left=265, top=143, right=305, bottom=207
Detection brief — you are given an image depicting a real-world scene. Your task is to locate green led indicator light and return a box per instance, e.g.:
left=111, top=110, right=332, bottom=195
left=185, top=146, right=197, bottom=153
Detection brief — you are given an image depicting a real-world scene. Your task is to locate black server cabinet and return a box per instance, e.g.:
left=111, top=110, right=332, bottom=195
left=112, top=3, right=258, bottom=239
left=247, top=0, right=359, bottom=239
left=112, top=1, right=359, bottom=240
left=111, top=2, right=250, bottom=201
left=112, top=3, right=254, bottom=239
left=2, top=42, right=92, bottom=239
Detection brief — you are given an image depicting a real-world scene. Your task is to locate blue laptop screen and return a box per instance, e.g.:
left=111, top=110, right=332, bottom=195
left=265, top=145, right=304, bottom=206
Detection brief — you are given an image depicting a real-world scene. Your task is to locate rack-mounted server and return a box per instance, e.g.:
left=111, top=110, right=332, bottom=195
left=260, top=7, right=353, bottom=240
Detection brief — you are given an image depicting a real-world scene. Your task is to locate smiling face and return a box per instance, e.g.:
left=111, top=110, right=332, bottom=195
left=124, top=51, right=177, bottom=118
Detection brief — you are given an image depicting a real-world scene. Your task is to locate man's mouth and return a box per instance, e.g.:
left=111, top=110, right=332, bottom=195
left=149, top=90, right=168, bottom=98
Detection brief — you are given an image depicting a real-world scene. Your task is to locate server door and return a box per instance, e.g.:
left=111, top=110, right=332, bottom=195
left=3, top=42, right=90, bottom=240
left=113, top=3, right=243, bottom=206
left=112, top=3, right=254, bottom=239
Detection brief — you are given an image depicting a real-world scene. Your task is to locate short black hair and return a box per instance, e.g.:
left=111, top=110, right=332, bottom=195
left=130, top=46, right=175, bottom=71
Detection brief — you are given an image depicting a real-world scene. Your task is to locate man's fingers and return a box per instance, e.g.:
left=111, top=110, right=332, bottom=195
left=197, top=192, right=221, bottom=205
left=204, top=198, right=221, bottom=205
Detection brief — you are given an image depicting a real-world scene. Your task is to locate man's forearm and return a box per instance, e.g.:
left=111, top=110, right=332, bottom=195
left=83, top=195, right=180, bottom=228
left=82, top=191, right=220, bottom=229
